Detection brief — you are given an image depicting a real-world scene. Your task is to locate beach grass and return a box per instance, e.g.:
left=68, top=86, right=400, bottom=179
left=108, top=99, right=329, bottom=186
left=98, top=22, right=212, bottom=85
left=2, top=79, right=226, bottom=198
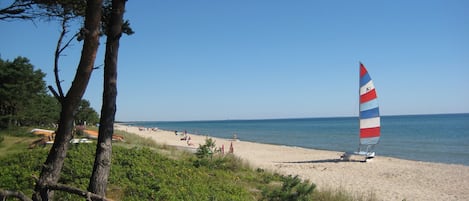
left=0, top=127, right=38, bottom=158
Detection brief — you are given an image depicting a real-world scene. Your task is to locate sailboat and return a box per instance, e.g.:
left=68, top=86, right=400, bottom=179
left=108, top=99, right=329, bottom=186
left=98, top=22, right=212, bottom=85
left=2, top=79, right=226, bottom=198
left=341, top=63, right=380, bottom=161
left=356, top=63, right=380, bottom=158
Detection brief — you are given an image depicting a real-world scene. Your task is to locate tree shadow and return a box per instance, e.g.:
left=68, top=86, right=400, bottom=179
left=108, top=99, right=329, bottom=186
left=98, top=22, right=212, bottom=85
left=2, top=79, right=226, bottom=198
left=279, top=158, right=365, bottom=164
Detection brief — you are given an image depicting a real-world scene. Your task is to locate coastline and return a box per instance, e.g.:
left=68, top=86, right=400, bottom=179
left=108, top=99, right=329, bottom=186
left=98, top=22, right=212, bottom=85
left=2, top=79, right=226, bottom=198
left=114, top=123, right=469, bottom=201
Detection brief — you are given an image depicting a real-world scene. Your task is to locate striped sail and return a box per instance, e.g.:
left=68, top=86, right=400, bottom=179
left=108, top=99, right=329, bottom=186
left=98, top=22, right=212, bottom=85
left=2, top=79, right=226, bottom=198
left=359, top=63, right=380, bottom=145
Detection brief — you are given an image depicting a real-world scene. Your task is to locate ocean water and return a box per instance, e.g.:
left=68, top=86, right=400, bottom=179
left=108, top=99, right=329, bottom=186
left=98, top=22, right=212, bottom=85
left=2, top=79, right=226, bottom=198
left=125, top=113, right=469, bottom=166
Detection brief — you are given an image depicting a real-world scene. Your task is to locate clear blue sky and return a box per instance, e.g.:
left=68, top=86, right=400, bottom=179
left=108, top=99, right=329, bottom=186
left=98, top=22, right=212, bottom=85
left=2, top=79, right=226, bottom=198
left=1, top=1, right=468, bottom=121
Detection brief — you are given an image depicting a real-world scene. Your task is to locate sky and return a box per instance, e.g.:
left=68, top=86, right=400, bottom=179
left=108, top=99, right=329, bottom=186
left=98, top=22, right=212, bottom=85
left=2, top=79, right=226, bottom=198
left=1, top=1, right=468, bottom=121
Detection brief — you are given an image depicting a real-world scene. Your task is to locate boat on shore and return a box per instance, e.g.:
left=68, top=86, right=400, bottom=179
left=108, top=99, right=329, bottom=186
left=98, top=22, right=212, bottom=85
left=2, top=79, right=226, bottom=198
left=342, top=63, right=381, bottom=161
left=83, top=129, right=124, bottom=141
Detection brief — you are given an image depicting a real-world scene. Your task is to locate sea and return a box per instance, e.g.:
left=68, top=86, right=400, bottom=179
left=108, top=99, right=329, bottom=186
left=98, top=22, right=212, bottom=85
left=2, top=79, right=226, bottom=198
left=124, top=113, right=469, bottom=166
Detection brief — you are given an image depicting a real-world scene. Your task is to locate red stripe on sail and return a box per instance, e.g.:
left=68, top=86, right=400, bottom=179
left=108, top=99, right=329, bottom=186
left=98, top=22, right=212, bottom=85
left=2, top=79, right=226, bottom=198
left=360, top=127, right=380, bottom=138
left=360, top=63, right=367, bottom=77
left=360, top=89, right=377, bottom=103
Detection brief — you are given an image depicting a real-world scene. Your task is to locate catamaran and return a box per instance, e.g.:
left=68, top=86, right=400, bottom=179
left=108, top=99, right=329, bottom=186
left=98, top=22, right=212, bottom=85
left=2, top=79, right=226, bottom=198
left=342, top=63, right=380, bottom=161
left=356, top=63, right=380, bottom=158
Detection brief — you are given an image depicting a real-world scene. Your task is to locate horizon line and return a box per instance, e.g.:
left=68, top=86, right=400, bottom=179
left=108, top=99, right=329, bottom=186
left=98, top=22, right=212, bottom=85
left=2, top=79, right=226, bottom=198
left=116, top=112, right=469, bottom=123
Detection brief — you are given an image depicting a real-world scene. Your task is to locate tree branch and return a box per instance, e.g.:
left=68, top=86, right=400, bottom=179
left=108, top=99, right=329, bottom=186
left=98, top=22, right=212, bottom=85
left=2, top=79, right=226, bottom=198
left=47, top=184, right=110, bottom=201
left=48, top=85, right=61, bottom=102
left=53, top=15, right=70, bottom=100
left=0, top=189, right=32, bottom=201
left=0, top=1, right=35, bottom=21
left=0, top=183, right=112, bottom=201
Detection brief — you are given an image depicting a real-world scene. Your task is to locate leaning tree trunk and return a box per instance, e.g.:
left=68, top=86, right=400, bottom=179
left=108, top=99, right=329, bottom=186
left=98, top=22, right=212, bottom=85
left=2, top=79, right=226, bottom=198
left=32, top=0, right=103, bottom=200
left=88, top=0, right=126, bottom=197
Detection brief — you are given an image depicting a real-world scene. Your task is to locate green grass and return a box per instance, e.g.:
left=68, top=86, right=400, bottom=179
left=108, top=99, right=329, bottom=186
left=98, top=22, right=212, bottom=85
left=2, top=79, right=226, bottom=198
left=0, top=127, right=378, bottom=201
left=0, top=127, right=39, bottom=158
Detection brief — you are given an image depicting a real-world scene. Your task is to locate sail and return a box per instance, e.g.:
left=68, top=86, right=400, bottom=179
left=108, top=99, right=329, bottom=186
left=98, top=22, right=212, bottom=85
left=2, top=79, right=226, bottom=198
left=359, top=63, right=380, bottom=145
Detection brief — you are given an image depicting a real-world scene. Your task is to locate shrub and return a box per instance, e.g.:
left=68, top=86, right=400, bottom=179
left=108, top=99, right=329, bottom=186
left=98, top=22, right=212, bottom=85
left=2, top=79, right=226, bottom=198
left=195, top=137, right=216, bottom=159
left=0, top=148, right=47, bottom=196
left=261, top=175, right=315, bottom=201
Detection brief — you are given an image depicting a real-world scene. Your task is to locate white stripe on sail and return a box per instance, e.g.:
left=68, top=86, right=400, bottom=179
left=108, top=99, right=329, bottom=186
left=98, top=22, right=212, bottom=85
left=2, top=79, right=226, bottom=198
left=360, top=137, right=380, bottom=145
left=360, top=80, right=375, bottom=96
left=360, top=117, right=380, bottom=129
left=359, top=99, right=379, bottom=112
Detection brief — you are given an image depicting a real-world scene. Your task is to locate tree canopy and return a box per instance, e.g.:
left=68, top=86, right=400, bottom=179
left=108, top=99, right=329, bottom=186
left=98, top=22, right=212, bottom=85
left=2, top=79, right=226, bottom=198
left=0, top=56, right=99, bottom=128
left=0, top=57, right=49, bottom=127
left=76, top=99, right=99, bottom=126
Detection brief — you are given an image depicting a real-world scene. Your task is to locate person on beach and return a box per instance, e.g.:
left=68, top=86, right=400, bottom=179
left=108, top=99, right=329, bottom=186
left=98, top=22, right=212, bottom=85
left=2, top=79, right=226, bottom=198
left=229, top=142, right=234, bottom=153
left=187, top=138, right=194, bottom=146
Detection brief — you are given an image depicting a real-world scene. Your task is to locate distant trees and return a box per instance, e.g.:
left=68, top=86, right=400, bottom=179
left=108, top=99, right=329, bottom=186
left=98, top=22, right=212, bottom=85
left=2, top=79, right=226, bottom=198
left=0, top=57, right=100, bottom=129
left=0, top=57, right=56, bottom=128
left=76, top=99, right=99, bottom=126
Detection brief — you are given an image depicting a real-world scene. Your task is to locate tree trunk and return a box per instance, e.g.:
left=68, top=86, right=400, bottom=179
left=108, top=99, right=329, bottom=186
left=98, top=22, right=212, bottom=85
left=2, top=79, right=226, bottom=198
left=32, top=0, right=103, bottom=200
left=88, top=0, right=126, bottom=197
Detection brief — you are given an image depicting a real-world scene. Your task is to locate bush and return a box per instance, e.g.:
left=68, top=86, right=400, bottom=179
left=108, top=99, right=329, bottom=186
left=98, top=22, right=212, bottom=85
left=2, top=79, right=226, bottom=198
left=261, top=175, right=315, bottom=201
left=195, top=137, right=216, bottom=159
left=0, top=148, right=47, bottom=196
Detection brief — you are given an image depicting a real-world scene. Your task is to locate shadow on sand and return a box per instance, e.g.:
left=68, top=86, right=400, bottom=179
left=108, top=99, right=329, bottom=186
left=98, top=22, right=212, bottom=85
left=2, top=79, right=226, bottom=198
left=279, top=158, right=365, bottom=164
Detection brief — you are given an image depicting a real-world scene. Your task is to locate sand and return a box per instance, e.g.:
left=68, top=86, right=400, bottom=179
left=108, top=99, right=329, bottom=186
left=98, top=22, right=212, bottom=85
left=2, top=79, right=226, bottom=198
left=114, top=124, right=469, bottom=201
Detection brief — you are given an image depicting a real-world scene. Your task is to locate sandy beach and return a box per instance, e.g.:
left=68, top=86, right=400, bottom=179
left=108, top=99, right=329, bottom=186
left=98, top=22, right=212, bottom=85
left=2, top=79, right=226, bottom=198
left=114, top=124, right=469, bottom=201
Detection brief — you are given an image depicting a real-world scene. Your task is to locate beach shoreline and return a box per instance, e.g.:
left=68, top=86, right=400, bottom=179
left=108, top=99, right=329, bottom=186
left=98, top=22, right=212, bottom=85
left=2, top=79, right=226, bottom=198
left=114, top=123, right=469, bottom=201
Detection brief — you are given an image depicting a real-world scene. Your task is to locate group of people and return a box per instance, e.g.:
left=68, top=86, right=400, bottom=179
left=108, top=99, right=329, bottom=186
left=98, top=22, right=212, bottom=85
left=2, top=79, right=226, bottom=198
left=218, top=142, right=234, bottom=154
left=139, top=127, right=158, bottom=132
left=174, top=130, right=236, bottom=153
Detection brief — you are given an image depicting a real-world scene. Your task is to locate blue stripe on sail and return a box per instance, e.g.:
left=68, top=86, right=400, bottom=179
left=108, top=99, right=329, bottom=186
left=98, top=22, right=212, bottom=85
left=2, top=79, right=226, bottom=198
left=360, top=73, right=371, bottom=87
left=360, top=137, right=380, bottom=145
left=360, top=107, right=380, bottom=119
left=359, top=99, right=379, bottom=112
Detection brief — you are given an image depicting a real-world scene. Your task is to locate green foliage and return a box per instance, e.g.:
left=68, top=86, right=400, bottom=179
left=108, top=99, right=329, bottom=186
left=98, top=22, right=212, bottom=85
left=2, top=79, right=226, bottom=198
left=0, top=148, right=48, bottom=196
left=0, top=143, right=256, bottom=200
left=195, top=137, right=216, bottom=159
left=0, top=127, right=39, bottom=157
left=261, top=175, right=315, bottom=201
left=75, top=99, right=99, bottom=126
left=35, top=0, right=87, bottom=18
left=0, top=126, right=31, bottom=137
left=17, top=94, right=60, bottom=126
left=0, top=56, right=50, bottom=128
left=0, top=56, right=101, bottom=129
